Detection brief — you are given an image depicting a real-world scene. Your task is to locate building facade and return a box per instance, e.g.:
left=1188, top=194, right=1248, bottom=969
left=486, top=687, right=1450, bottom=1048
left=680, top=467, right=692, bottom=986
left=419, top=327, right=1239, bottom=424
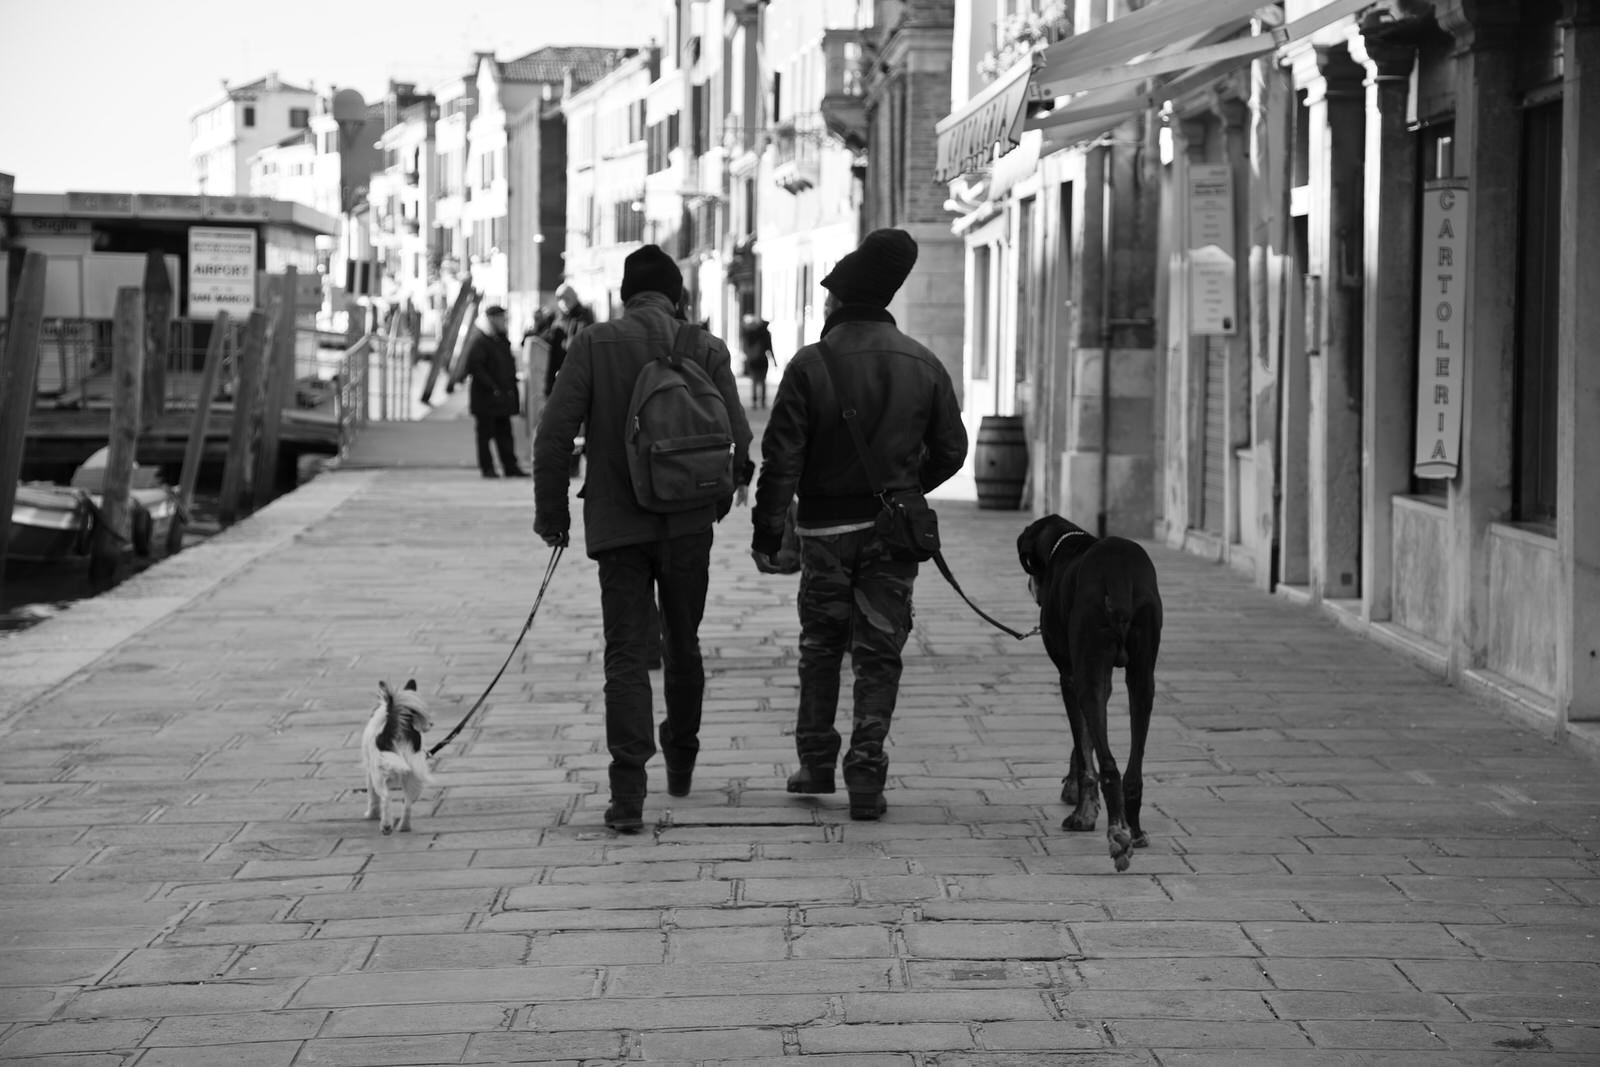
left=562, top=52, right=658, bottom=321
left=190, top=73, right=317, bottom=197
left=755, top=0, right=874, bottom=358
left=938, top=0, right=1599, bottom=740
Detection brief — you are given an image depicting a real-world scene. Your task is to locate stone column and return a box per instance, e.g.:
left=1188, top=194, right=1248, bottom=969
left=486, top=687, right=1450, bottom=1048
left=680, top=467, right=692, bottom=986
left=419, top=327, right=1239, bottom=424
left=1558, top=0, right=1600, bottom=723
left=1436, top=0, right=1521, bottom=683
left=1302, top=45, right=1366, bottom=602
left=1216, top=94, right=1252, bottom=555
left=1351, top=25, right=1420, bottom=624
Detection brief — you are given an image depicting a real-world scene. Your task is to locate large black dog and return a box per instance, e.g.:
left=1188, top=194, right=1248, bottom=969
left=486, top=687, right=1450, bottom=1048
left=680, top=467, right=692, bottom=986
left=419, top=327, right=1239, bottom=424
left=1018, top=515, right=1163, bottom=871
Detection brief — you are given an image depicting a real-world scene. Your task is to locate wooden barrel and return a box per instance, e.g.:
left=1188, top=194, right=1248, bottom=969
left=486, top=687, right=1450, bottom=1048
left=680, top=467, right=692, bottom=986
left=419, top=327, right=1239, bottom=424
left=975, top=415, right=1027, bottom=510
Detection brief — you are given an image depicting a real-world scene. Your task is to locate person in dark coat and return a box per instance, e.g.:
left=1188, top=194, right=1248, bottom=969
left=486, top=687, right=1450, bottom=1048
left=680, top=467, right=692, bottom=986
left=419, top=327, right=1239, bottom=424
left=448, top=304, right=527, bottom=478
left=750, top=228, right=968, bottom=821
left=739, top=314, right=775, bottom=410
left=538, top=283, right=597, bottom=397
left=532, top=245, right=753, bottom=834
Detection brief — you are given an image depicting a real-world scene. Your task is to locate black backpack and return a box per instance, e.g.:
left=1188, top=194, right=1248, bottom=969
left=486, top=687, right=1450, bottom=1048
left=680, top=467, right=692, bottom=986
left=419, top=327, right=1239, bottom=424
left=625, top=323, right=736, bottom=513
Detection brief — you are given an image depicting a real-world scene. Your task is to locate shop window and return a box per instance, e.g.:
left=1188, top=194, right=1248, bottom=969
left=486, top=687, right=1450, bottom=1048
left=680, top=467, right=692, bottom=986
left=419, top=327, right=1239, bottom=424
left=1514, top=101, right=1561, bottom=526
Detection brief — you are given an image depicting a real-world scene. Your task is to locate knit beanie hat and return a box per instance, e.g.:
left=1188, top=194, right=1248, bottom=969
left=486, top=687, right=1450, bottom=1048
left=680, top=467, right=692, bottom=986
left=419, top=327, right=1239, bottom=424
left=821, top=228, right=918, bottom=308
left=620, top=244, right=684, bottom=304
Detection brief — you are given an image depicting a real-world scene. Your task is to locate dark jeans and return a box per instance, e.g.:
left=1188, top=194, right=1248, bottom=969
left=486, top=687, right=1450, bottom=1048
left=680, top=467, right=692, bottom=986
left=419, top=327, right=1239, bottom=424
left=474, top=414, right=521, bottom=474
left=596, top=529, right=713, bottom=800
left=794, top=528, right=917, bottom=795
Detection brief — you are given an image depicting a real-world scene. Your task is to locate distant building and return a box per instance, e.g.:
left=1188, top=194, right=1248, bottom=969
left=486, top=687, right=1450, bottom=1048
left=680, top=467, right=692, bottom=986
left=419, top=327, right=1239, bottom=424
left=190, top=73, right=317, bottom=196
left=465, top=45, right=634, bottom=322
left=562, top=49, right=660, bottom=321
left=755, top=0, right=873, bottom=357
left=369, top=83, right=438, bottom=327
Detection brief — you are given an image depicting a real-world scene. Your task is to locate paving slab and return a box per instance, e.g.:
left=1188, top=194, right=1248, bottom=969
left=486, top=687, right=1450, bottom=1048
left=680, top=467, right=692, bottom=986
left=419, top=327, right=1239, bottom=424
left=2, top=408, right=1599, bottom=1062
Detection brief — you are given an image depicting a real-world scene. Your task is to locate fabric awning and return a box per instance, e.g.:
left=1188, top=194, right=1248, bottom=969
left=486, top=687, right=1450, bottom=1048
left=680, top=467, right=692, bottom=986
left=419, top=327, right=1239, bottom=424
left=1027, top=0, right=1372, bottom=141
left=934, top=59, right=1036, bottom=183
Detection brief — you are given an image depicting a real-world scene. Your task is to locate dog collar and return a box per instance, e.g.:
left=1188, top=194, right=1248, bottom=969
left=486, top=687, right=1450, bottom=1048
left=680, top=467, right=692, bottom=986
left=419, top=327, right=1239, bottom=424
left=1049, top=530, right=1093, bottom=563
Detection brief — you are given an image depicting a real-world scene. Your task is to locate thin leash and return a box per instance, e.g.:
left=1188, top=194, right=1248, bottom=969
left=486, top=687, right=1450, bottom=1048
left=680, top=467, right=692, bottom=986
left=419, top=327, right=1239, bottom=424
left=929, top=550, right=1039, bottom=641
left=428, top=544, right=564, bottom=758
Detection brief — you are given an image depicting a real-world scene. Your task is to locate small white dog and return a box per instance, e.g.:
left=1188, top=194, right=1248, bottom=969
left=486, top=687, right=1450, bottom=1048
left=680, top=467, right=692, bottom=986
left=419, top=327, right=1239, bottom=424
left=362, top=679, right=435, bottom=834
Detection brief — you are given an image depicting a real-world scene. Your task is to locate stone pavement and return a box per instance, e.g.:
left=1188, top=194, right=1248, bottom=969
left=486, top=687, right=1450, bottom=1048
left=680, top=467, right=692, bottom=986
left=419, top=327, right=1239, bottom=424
left=1, top=398, right=1598, bottom=1066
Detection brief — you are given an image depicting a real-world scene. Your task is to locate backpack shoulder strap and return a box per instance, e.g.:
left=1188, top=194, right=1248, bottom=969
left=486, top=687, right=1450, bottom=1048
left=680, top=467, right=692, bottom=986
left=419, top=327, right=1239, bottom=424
left=668, top=322, right=701, bottom=367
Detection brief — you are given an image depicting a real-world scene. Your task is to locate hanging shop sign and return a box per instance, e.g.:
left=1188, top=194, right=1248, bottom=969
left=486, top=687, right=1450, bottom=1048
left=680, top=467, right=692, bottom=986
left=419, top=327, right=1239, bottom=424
left=188, top=226, right=259, bottom=318
left=1413, top=181, right=1468, bottom=480
left=1187, top=163, right=1236, bottom=334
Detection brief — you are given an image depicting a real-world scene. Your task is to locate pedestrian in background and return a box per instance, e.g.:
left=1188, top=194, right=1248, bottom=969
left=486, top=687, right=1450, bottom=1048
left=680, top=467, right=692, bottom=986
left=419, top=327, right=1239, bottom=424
left=540, top=283, right=596, bottom=397
left=740, top=314, right=774, bottom=410
left=750, top=229, right=968, bottom=821
left=533, top=245, right=753, bottom=833
left=447, top=304, right=527, bottom=479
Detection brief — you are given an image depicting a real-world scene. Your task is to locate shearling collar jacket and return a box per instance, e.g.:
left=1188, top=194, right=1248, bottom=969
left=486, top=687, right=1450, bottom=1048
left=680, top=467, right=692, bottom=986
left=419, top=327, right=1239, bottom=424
left=752, top=304, right=968, bottom=552
left=533, top=292, right=753, bottom=557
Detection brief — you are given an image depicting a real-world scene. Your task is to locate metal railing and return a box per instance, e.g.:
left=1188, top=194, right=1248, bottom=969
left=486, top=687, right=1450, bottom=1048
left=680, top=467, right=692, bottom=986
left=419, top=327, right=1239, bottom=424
left=1, top=315, right=420, bottom=444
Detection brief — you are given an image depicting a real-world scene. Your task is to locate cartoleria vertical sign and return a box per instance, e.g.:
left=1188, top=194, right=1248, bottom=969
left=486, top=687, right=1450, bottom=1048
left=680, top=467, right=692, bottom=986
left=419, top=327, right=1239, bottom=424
left=1414, top=181, right=1468, bottom=479
left=188, top=225, right=258, bottom=317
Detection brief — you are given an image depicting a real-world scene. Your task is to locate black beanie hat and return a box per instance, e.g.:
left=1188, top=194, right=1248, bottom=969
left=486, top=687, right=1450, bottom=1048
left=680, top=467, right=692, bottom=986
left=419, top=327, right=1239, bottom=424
left=821, top=228, right=918, bottom=308
left=620, top=244, right=684, bottom=304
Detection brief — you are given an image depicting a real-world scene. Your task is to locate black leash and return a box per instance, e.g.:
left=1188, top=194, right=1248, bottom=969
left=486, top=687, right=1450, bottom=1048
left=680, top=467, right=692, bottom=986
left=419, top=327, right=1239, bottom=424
left=428, top=545, right=564, bottom=758
left=930, top=549, right=1039, bottom=641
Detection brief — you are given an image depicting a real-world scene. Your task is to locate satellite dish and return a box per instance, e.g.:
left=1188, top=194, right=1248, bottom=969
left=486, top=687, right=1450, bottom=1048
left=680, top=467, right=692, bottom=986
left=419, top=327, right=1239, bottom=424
left=331, top=88, right=367, bottom=123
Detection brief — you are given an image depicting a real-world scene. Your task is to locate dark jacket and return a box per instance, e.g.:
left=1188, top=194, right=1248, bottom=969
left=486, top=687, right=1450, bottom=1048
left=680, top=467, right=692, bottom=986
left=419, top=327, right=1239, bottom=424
left=752, top=305, right=968, bottom=554
left=452, top=327, right=520, bottom=417
left=533, top=291, right=754, bottom=557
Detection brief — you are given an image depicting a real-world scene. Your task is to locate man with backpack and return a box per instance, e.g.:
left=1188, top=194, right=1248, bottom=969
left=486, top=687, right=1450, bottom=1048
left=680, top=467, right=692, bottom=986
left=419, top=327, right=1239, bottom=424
left=533, top=245, right=752, bottom=833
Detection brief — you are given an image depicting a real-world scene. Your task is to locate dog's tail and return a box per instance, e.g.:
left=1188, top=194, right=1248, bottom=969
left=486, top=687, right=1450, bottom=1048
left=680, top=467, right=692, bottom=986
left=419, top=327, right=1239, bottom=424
left=1105, top=578, right=1134, bottom=669
left=377, top=747, right=435, bottom=785
left=377, top=681, right=436, bottom=784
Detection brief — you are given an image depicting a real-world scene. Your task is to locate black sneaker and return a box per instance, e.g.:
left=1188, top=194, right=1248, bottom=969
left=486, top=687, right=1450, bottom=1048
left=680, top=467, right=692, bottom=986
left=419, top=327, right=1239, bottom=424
left=503, top=468, right=530, bottom=478
left=604, top=800, right=644, bottom=833
left=786, top=766, right=835, bottom=794
left=848, top=792, right=887, bottom=821
left=666, top=770, right=693, bottom=798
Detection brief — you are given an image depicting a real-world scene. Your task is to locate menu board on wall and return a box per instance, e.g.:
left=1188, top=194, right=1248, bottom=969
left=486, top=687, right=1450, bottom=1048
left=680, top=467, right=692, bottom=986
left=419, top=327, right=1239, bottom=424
left=1187, top=163, right=1237, bottom=335
left=1414, top=181, right=1468, bottom=480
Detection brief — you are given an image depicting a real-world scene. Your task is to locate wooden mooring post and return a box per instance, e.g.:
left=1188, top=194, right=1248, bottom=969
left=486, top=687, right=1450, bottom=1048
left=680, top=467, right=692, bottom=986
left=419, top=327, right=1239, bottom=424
left=90, top=287, right=145, bottom=587
left=142, top=250, right=173, bottom=426
left=0, top=250, right=49, bottom=596
left=253, top=268, right=297, bottom=510
left=167, top=310, right=231, bottom=553
left=218, top=306, right=271, bottom=525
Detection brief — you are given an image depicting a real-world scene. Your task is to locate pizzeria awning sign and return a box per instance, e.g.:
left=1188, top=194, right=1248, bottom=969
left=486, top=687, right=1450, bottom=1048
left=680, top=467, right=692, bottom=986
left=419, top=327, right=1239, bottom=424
left=1414, top=181, right=1468, bottom=479
left=935, top=61, right=1036, bottom=183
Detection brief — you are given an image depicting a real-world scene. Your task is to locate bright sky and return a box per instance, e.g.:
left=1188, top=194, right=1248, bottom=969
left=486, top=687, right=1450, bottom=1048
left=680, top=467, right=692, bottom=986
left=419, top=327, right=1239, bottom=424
left=0, top=0, right=664, bottom=195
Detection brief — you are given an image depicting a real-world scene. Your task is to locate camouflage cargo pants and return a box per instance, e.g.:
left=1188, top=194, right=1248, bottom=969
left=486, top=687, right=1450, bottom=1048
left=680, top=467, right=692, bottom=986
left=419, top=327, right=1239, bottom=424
left=794, top=527, right=918, bottom=795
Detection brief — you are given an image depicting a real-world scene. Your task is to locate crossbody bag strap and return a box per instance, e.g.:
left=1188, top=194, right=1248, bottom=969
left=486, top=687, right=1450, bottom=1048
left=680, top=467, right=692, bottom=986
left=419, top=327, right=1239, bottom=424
left=814, top=338, right=892, bottom=496
left=816, top=343, right=1037, bottom=641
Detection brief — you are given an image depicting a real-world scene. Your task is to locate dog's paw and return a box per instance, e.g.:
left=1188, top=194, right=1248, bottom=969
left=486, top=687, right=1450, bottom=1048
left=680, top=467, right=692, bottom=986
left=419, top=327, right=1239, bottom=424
left=1061, top=810, right=1097, bottom=832
left=1108, top=827, right=1134, bottom=872
left=1131, top=830, right=1149, bottom=849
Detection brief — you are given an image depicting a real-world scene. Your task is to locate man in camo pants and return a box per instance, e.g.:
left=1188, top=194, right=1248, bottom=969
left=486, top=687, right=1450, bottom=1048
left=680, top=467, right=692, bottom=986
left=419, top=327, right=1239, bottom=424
left=750, top=229, right=968, bottom=820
